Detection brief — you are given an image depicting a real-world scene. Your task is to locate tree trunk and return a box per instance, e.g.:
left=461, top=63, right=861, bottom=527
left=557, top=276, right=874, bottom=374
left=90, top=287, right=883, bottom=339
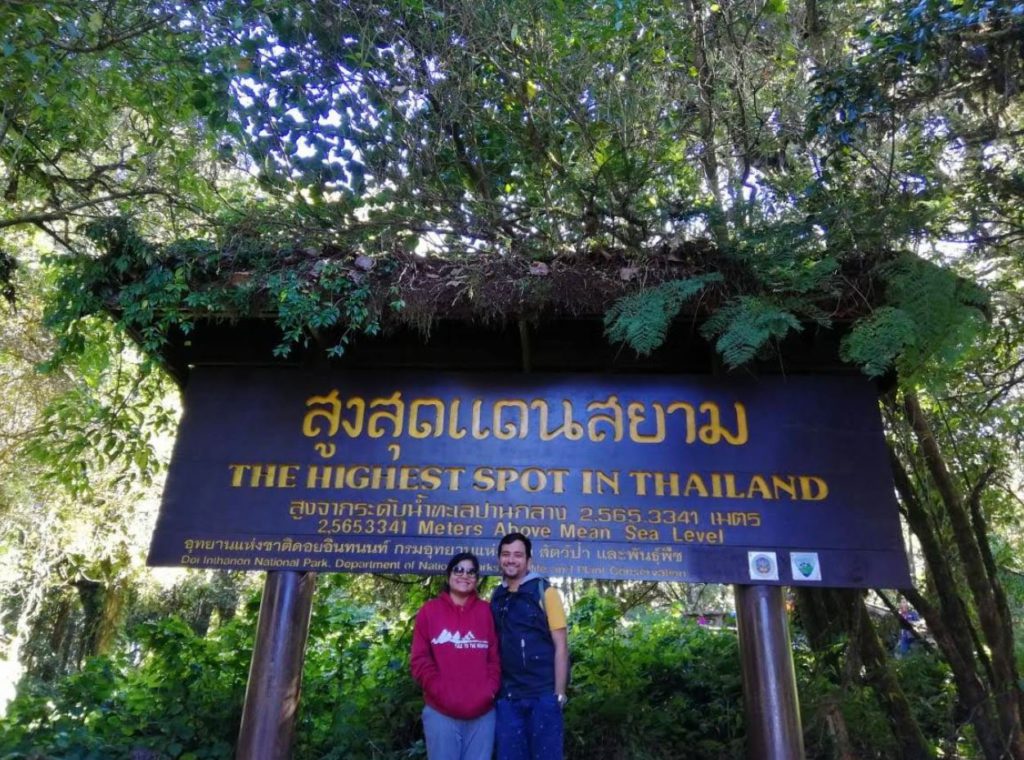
left=73, top=576, right=123, bottom=658
left=5, top=566, right=48, bottom=682
left=889, top=444, right=1009, bottom=760
left=23, top=587, right=77, bottom=682
left=685, top=0, right=730, bottom=246
left=797, top=588, right=932, bottom=759
left=904, top=392, right=1024, bottom=758
left=849, top=595, right=932, bottom=759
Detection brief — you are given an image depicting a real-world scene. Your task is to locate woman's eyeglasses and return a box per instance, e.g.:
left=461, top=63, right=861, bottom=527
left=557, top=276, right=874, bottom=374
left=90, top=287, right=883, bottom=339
left=451, top=566, right=478, bottom=576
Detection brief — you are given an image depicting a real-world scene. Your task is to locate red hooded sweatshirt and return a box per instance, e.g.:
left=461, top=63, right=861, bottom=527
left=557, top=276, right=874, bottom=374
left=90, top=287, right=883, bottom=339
left=410, top=591, right=501, bottom=719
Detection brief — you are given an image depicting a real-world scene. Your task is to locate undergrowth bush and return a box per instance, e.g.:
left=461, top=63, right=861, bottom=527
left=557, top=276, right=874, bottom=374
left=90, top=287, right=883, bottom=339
left=565, top=594, right=744, bottom=759
left=0, top=582, right=965, bottom=759
left=0, top=615, right=252, bottom=759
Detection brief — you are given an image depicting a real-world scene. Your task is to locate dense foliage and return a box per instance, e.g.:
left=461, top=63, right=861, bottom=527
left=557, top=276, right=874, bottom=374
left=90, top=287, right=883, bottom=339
left=0, top=579, right=962, bottom=760
left=5, top=0, right=1009, bottom=372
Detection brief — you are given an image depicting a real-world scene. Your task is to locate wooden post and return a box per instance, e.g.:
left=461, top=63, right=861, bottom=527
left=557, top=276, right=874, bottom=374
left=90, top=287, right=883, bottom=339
left=236, top=571, right=317, bottom=760
left=734, top=585, right=804, bottom=759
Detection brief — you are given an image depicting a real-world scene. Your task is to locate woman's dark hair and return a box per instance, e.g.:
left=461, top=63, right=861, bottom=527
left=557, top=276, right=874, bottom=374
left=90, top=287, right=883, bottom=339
left=443, top=551, right=480, bottom=593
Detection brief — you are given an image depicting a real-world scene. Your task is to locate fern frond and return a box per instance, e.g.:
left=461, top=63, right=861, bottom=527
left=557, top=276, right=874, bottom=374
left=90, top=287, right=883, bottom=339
left=604, top=274, right=723, bottom=356
left=841, top=255, right=988, bottom=379
left=700, top=296, right=803, bottom=368
left=839, top=306, right=917, bottom=378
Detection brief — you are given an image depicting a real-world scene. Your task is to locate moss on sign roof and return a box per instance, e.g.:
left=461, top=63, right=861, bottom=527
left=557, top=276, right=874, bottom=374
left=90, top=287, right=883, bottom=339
left=47, top=216, right=985, bottom=384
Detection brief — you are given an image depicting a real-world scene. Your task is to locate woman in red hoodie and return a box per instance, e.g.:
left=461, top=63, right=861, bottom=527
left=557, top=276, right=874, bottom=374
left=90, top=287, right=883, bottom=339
left=411, top=551, right=501, bottom=760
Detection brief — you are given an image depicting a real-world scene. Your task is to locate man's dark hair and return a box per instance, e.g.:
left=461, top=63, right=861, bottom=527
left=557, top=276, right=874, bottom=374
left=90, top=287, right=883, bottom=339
left=498, top=532, right=532, bottom=558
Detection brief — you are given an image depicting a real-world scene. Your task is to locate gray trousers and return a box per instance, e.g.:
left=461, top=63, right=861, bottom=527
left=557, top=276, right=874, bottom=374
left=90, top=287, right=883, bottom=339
left=422, top=704, right=496, bottom=760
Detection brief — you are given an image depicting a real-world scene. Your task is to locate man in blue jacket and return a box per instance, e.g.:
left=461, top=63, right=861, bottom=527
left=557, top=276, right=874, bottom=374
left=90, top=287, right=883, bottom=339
left=490, top=532, right=569, bottom=760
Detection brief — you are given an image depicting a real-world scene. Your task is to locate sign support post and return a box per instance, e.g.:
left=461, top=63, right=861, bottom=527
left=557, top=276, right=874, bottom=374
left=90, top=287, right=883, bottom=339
left=236, top=571, right=317, bottom=760
left=734, top=584, right=804, bottom=759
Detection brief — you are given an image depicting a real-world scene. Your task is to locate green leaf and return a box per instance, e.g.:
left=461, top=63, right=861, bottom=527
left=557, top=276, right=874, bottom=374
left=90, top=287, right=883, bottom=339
left=700, top=296, right=803, bottom=368
left=840, top=306, right=917, bottom=377
left=604, top=275, right=723, bottom=355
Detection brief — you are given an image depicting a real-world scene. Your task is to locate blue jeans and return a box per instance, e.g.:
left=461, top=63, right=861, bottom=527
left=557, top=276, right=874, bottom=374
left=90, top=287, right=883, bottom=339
left=494, top=695, right=563, bottom=760
left=422, top=705, right=495, bottom=760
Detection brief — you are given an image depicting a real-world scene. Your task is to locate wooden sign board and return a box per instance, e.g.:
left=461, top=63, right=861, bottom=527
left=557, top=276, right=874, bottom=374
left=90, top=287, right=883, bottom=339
left=150, top=368, right=910, bottom=587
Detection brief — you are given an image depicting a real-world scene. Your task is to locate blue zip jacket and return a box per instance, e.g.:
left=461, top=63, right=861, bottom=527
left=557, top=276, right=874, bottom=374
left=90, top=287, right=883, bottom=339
left=490, top=574, right=554, bottom=699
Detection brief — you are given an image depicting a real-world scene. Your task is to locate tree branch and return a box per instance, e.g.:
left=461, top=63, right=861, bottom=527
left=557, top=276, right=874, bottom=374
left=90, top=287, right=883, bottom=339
left=0, top=189, right=170, bottom=230
left=46, top=13, right=177, bottom=55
